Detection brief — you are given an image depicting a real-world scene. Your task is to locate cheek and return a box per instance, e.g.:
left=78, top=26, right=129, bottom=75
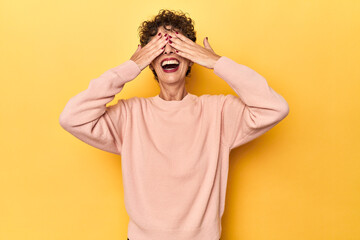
left=150, top=60, right=158, bottom=69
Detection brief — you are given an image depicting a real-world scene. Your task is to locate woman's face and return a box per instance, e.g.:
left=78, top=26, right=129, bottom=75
left=149, top=26, right=193, bottom=84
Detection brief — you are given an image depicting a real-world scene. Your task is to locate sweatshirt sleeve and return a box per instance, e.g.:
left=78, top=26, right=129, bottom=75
left=213, top=56, right=289, bottom=150
left=59, top=60, right=141, bottom=155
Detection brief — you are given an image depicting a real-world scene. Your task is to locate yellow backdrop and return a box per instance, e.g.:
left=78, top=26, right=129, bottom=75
left=1, top=0, right=359, bottom=239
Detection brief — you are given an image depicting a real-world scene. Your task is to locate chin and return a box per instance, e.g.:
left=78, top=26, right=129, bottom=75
left=155, top=68, right=188, bottom=83
left=158, top=75, right=186, bottom=84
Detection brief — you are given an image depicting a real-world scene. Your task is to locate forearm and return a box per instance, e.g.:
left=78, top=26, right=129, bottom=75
left=58, top=60, right=140, bottom=155
left=59, top=60, right=140, bottom=127
left=214, top=56, right=289, bottom=126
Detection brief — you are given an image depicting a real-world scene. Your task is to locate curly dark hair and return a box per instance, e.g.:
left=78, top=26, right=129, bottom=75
left=137, top=9, right=197, bottom=82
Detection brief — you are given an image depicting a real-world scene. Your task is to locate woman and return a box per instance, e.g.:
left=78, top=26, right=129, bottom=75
left=130, top=12, right=221, bottom=101
left=59, top=9, right=289, bottom=240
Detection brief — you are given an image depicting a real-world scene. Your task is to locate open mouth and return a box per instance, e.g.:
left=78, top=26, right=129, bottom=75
left=161, top=58, right=180, bottom=73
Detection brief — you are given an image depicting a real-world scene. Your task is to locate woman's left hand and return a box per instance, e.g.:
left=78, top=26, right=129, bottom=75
left=167, top=32, right=222, bottom=69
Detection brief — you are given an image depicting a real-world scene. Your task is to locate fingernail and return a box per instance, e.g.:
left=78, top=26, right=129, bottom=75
left=175, top=31, right=178, bottom=34
left=169, top=35, right=172, bottom=38
left=169, top=40, right=172, bottom=44
left=164, top=33, right=167, bottom=37
left=158, top=33, right=161, bottom=36
left=206, top=37, right=208, bottom=40
left=166, top=37, right=169, bottom=40
left=176, top=50, right=179, bottom=53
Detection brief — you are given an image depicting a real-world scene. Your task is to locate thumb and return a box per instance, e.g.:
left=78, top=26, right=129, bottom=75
left=203, top=37, right=214, bottom=52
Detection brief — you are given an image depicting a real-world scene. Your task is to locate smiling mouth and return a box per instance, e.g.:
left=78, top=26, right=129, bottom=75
left=161, top=58, right=180, bottom=73
left=162, top=64, right=179, bottom=73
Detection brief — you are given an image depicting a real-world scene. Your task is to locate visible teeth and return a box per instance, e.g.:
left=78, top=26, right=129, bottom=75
left=161, top=59, right=179, bottom=66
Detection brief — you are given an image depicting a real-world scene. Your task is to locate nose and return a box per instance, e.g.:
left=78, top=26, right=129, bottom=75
left=163, top=42, right=175, bottom=54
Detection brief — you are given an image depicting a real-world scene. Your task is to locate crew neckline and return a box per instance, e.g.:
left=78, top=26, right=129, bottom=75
left=151, top=92, right=195, bottom=109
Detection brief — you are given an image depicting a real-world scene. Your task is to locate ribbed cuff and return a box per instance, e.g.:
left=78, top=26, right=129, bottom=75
left=111, top=60, right=141, bottom=83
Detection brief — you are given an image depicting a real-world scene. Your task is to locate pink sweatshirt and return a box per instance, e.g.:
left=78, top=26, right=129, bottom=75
left=59, top=56, right=289, bottom=240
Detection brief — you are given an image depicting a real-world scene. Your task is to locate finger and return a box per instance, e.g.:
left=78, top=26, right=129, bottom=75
left=173, top=31, right=193, bottom=44
left=145, top=32, right=165, bottom=48
left=174, top=48, right=193, bottom=62
left=154, top=36, right=169, bottom=52
left=168, top=32, right=191, bottom=47
left=203, top=37, right=215, bottom=52
left=168, top=33, right=199, bottom=55
left=168, top=35, right=192, bottom=53
left=147, top=34, right=168, bottom=53
left=169, top=40, right=194, bottom=61
left=150, top=37, right=169, bottom=57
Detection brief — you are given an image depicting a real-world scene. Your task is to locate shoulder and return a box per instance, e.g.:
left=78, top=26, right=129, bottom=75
left=196, top=93, right=224, bottom=100
left=196, top=93, right=233, bottom=103
left=194, top=94, right=232, bottom=110
left=107, top=96, right=145, bottom=110
left=120, top=96, right=148, bottom=107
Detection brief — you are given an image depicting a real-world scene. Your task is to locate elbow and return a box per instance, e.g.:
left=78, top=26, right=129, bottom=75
left=280, top=101, right=290, bottom=119
left=274, top=100, right=290, bottom=123
left=59, top=112, right=70, bottom=130
left=259, top=100, right=289, bottom=128
left=248, top=97, right=289, bottom=130
left=281, top=101, right=290, bottom=118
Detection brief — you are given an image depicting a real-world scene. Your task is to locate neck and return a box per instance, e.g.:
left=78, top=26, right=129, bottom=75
left=158, top=78, right=188, bottom=101
left=159, top=89, right=188, bottom=101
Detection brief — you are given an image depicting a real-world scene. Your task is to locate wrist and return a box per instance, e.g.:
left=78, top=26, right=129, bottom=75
left=210, top=55, right=222, bottom=69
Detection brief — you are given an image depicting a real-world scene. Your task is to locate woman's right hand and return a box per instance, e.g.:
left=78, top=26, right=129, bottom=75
left=130, top=33, right=168, bottom=71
